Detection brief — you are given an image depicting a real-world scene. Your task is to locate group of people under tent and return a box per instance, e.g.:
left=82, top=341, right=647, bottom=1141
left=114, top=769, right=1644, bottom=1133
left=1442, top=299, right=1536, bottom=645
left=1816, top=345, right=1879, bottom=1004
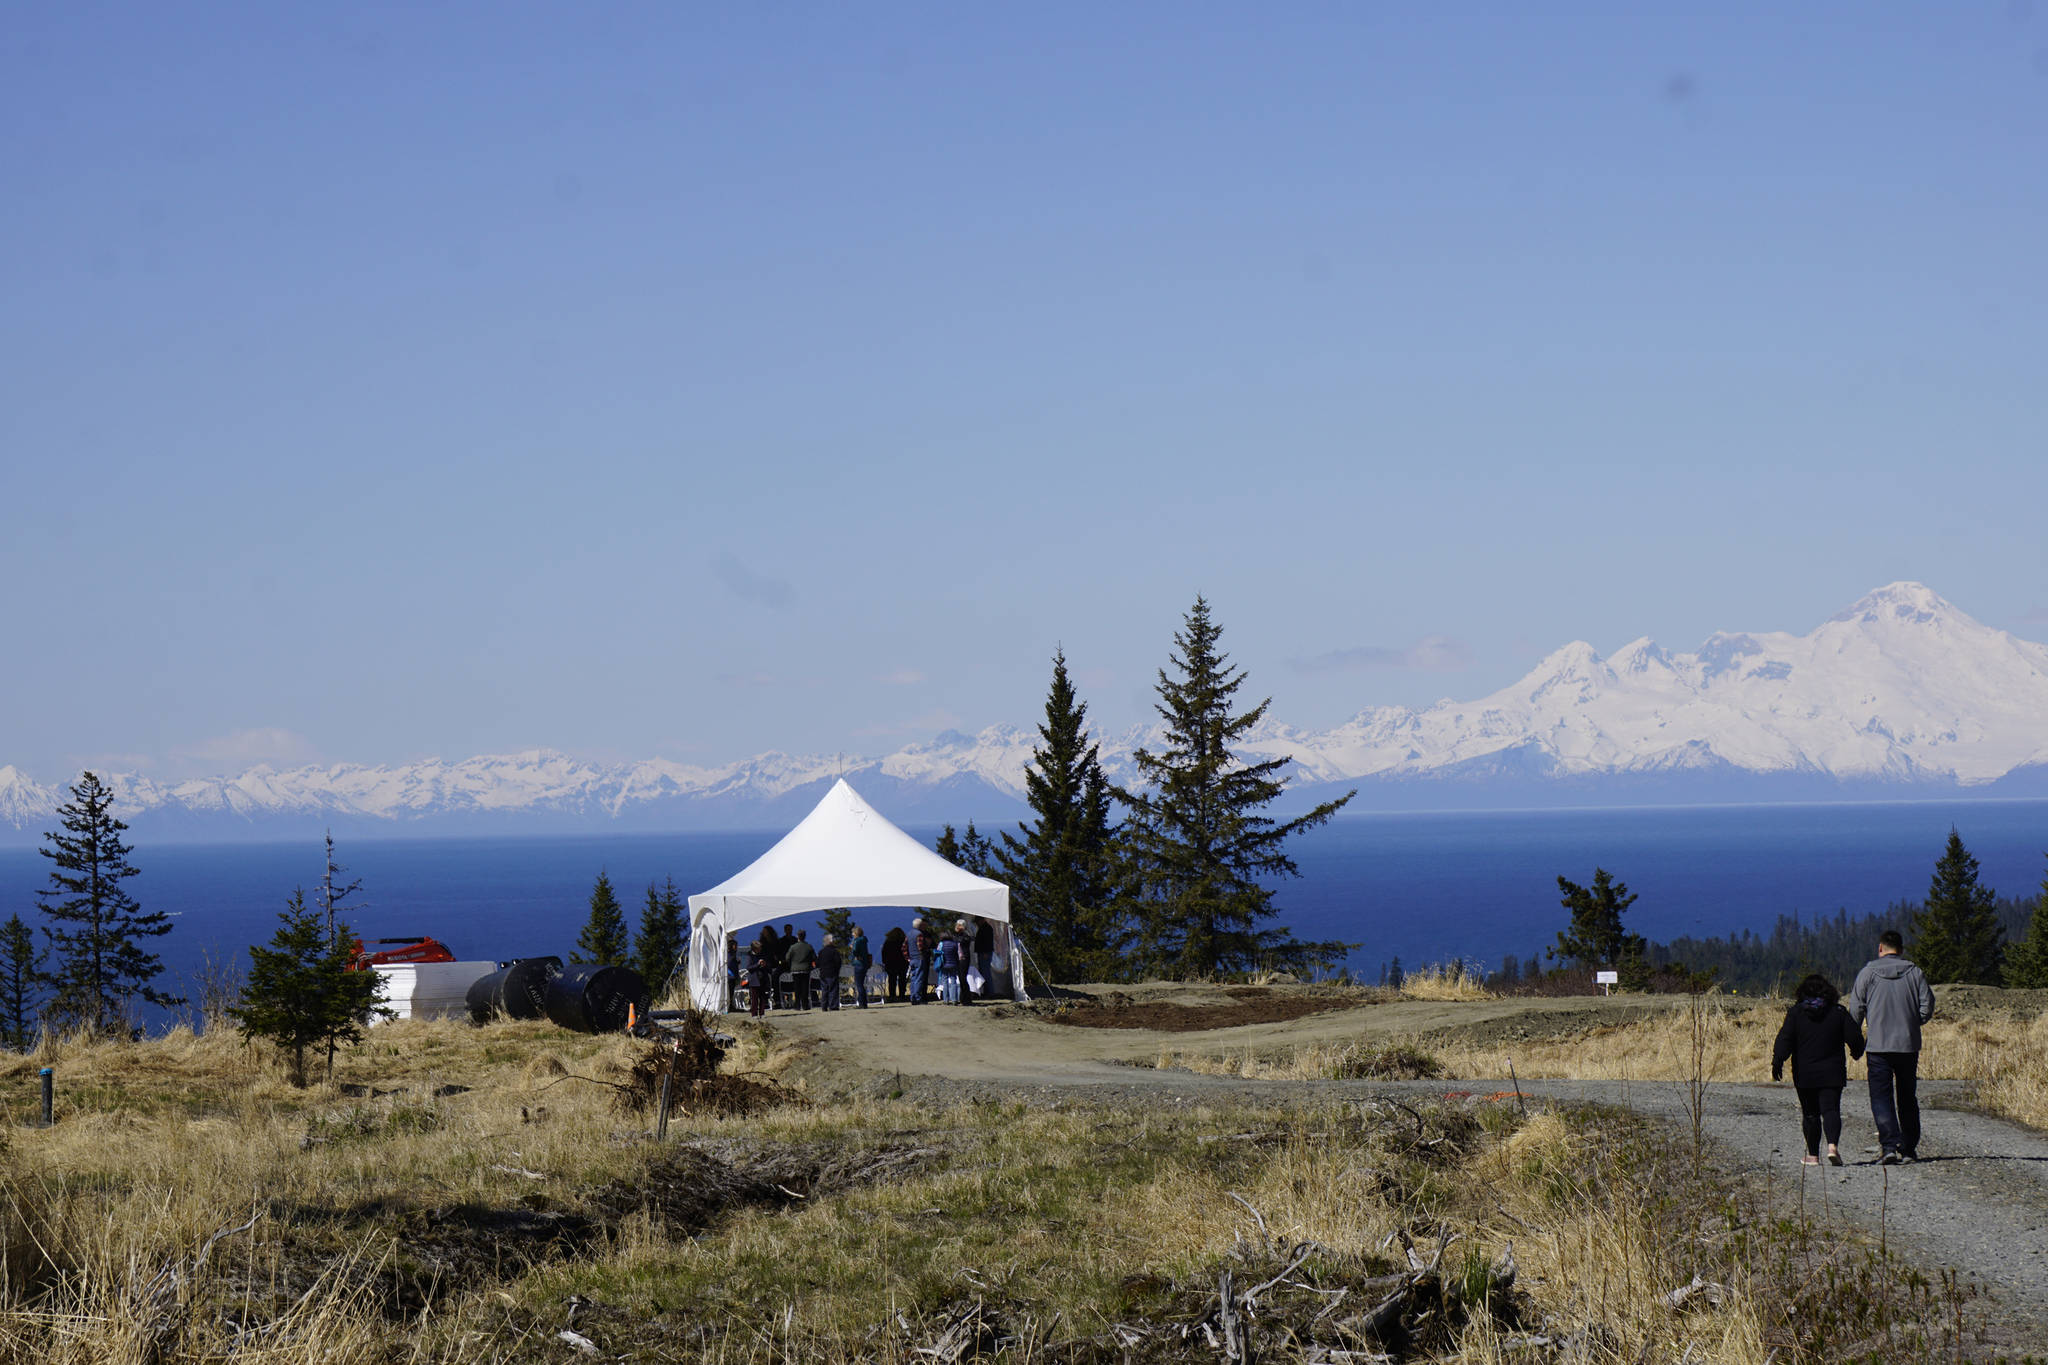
left=726, top=914, right=1002, bottom=1017
left=1770, top=927, right=1940, bottom=1168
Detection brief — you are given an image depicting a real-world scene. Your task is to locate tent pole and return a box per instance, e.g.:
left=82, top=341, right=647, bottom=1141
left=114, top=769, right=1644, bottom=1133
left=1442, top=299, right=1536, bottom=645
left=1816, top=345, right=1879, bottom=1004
left=1011, top=931, right=1056, bottom=998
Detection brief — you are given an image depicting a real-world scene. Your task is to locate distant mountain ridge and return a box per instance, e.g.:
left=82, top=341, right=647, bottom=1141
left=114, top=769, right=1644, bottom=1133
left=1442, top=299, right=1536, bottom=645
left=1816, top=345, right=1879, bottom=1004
left=5, top=583, right=2047, bottom=843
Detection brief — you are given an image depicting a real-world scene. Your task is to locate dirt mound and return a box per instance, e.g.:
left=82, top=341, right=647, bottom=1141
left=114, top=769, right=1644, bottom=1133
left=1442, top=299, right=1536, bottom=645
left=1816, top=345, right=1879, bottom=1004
left=1036, top=986, right=1355, bottom=1033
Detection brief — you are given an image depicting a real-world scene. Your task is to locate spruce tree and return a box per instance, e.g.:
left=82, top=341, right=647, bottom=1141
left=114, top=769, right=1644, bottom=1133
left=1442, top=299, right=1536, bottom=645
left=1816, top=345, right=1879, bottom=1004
left=1910, top=829, right=2004, bottom=984
left=819, top=907, right=856, bottom=946
left=37, top=771, right=182, bottom=1033
left=1113, top=597, right=1356, bottom=977
left=574, top=871, right=630, bottom=966
left=995, top=648, right=1125, bottom=982
left=1998, top=854, right=2048, bottom=990
left=229, top=888, right=381, bottom=1087
left=635, top=876, right=688, bottom=996
left=316, top=831, right=366, bottom=1080
left=1549, top=868, right=1645, bottom=969
left=935, top=823, right=996, bottom=878
left=0, top=913, right=46, bottom=1051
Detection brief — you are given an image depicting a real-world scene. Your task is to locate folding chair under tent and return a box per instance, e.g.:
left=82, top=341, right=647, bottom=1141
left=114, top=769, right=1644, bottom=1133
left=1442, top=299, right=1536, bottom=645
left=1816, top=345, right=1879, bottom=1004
left=686, top=778, right=1024, bottom=1012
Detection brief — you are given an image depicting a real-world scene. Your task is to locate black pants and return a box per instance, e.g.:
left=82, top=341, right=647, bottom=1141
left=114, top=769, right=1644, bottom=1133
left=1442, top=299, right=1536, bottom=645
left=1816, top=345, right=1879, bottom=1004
left=790, top=970, right=812, bottom=1010
left=1868, top=1051, right=1921, bottom=1156
left=1796, top=1086, right=1842, bottom=1156
left=886, top=968, right=907, bottom=1000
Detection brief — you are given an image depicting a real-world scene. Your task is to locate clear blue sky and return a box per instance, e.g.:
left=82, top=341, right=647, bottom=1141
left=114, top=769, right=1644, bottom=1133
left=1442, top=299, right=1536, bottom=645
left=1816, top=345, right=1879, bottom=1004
left=5, top=3, right=2045, bottom=779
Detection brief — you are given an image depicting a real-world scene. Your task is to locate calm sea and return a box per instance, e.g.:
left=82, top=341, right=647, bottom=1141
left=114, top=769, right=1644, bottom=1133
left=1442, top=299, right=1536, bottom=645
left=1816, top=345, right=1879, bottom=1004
left=2, top=799, right=2043, bottom=1024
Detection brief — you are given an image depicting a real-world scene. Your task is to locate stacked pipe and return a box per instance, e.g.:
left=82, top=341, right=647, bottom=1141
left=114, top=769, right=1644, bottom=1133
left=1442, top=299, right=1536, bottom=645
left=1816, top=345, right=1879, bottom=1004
left=543, top=964, right=651, bottom=1034
left=464, top=956, right=563, bottom=1023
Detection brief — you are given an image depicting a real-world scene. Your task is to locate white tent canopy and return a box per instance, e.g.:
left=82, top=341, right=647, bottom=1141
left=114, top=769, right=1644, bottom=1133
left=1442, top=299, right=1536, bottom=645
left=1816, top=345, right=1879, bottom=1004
left=686, top=779, right=1021, bottom=1011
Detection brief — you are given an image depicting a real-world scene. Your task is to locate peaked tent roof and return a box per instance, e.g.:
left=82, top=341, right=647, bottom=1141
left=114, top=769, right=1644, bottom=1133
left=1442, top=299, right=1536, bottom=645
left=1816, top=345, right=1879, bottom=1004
left=686, top=778, right=1008, bottom=929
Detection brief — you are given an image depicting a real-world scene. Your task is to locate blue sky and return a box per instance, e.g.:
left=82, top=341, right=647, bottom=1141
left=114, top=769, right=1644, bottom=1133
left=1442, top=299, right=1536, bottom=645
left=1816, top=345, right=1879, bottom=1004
left=4, top=3, right=2045, bottom=779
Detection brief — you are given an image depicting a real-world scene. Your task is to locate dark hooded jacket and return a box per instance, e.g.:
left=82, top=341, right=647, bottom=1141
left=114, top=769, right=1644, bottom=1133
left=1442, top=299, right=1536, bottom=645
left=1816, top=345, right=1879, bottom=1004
left=1772, top=996, right=1865, bottom=1089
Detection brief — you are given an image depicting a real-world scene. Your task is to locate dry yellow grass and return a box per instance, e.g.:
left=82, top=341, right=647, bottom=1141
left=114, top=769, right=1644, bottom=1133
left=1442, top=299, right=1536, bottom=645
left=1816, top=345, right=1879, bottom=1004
left=0, top=1017, right=651, bottom=1362
left=1396, top=963, right=1496, bottom=1002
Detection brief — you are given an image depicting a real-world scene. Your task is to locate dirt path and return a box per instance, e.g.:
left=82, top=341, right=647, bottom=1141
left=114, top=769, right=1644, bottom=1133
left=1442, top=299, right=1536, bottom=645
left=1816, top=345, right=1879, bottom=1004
left=762, top=993, right=2048, bottom=1352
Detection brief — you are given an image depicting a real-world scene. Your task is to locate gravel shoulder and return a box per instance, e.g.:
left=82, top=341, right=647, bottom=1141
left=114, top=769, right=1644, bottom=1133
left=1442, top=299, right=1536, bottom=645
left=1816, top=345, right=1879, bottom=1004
left=764, top=992, right=2048, bottom=1353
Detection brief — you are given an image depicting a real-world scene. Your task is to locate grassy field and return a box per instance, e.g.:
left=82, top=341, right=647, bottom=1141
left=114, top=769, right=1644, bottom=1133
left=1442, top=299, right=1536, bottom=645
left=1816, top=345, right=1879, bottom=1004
left=0, top=1008, right=1993, bottom=1364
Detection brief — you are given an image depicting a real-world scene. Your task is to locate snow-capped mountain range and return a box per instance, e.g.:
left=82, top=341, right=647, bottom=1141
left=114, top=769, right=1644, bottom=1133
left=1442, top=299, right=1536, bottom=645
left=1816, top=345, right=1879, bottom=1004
left=4, top=583, right=2046, bottom=843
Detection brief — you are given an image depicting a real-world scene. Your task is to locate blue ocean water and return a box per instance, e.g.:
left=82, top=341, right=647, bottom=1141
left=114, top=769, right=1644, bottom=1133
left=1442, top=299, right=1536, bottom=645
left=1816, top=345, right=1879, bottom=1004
left=1, top=800, right=2043, bottom=1022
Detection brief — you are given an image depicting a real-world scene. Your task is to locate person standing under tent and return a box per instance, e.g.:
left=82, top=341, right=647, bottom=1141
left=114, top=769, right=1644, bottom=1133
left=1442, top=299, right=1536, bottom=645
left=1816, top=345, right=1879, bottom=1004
left=910, top=918, right=935, bottom=1004
left=776, top=923, right=798, bottom=1008
left=951, top=919, right=976, bottom=1006
left=816, top=934, right=844, bottom=1011
left=973, top=918, right=995, bottom=994
left=935, top=929, right=961, bottom=1004
left=785, top=929, right=816, bottom=1011
left=746, top=926, right=777, bottom=1019
left=848, top=924, right=873, bottom=1008
left=882, top=926, right=910, bottom=1002
left=726, top=935, right=740, bottom=1012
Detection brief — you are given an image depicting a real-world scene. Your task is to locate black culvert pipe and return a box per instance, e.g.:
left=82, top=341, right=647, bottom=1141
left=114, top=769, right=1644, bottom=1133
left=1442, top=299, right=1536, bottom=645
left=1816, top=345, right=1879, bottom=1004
left=465, top=956, right=563, bottom=1023
left=543, top=964, right=650, bottom=1034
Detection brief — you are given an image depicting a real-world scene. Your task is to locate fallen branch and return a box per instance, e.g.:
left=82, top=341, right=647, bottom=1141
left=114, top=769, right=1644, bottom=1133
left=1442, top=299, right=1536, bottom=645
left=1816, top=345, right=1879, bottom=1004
left=1227, top=1192, right=1271, bottom=1243
left=1242, top=1241, right=1325, bottom=1313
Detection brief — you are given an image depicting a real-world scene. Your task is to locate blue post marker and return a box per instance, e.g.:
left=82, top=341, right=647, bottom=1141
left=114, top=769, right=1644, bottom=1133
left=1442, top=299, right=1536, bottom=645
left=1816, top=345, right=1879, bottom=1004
left=38, top=1067, right=53, bottom=1127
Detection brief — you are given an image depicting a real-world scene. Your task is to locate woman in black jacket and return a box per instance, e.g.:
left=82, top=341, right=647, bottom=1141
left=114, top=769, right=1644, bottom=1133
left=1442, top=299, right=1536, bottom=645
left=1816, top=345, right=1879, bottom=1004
left=881, top=927, right=910, bottom=1002
left=1772, top=972, right=1866, bottom=1166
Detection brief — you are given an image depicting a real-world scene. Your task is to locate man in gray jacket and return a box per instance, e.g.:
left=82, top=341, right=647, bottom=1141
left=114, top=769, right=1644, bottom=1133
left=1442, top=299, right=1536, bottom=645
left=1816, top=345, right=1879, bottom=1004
left=1846, top=929, right=1937, bottom=1164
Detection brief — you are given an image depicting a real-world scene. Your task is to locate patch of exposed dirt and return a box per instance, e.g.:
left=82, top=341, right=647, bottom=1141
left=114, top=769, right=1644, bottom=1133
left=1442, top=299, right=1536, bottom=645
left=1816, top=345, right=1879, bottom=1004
left=223, top=1133, right=955, bottom=1328
left=1034, top=986, right=1354, bottom=1032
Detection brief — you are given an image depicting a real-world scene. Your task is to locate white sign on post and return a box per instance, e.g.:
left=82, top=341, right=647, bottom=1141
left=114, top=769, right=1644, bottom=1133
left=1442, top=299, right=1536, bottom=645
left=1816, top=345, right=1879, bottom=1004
left=1595, top=969, right=1619, bottom=996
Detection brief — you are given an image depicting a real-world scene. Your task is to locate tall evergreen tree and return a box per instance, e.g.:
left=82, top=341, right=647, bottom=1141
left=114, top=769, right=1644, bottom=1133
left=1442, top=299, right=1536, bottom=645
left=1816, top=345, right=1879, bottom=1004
left=995, top=648, right=1125, bottom=982
left=1112, top=597, right=1357, bottom=977
left=37, top=772, right=182, bottom=1033
left=1549, top=868, right=1645, bottom=969
left=574, top=871, right=630, bottom=966
left=229, top=888, right=381, bottom=1087
left=819, top=907, right=856, bottom=946
left=635, top=876, right=688, bottom=995
left=0, top=913, right=46, bottom=1051
left=316, top=831, right=366, bottom=1080
left=1910, top=828, right=2004, bottom=984
left=935, top=823, right=996, bottom=878
left=1998, top=854, right=2048, bottom=990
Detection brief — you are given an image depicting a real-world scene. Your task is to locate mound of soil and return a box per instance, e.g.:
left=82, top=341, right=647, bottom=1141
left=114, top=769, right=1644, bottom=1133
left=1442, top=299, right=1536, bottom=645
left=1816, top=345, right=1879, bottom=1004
left=1041, top=987, right=1354, bottom=1033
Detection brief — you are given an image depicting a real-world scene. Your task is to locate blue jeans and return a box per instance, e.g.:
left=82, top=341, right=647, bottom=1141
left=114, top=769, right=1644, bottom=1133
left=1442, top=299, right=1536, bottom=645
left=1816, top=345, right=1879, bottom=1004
left=852, top=965, right=870, bottom=1008
left=910, top=955, right=929, bottom=1004
left=1867, top=1051, right=1921, bottom=1156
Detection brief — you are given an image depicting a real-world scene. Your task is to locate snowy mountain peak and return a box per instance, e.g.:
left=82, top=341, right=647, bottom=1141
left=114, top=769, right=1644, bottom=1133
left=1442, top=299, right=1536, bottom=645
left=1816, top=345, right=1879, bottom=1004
left=1829, top=581, right=1964, bottom=628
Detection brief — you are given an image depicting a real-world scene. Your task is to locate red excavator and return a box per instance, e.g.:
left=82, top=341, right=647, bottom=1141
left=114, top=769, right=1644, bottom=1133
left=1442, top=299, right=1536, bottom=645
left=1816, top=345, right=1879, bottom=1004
left=347, top=936, right=457, bottom=970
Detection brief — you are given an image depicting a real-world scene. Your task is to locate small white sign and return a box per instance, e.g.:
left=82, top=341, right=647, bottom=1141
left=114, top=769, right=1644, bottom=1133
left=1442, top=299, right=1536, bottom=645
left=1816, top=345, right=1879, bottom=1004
left=1594, top=970, right=1620, bottom=985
